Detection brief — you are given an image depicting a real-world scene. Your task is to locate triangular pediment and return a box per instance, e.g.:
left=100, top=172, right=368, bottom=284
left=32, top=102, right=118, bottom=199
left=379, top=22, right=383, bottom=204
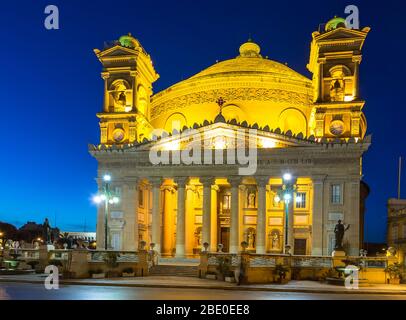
left=316, top=27, right=369, bottom=42
left=135, top=122, right=318, bottom=152
left=95, top=45, right=138, bottom=59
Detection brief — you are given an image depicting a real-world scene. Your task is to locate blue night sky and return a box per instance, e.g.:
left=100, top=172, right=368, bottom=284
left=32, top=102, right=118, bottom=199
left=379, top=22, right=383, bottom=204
left=0, top=0, right=404, bottom=242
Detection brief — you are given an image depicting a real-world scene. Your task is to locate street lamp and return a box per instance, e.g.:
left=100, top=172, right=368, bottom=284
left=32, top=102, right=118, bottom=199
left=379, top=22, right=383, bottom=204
left=93, top=173, right=120, bottom=250
left=274, top=173, right=297, bottom=254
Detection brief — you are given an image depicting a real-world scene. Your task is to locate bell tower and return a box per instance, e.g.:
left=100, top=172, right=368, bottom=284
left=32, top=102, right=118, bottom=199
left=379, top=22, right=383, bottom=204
left=94, top=33, right=159, bottom=145
left=307, top=17, right=370, bottom=140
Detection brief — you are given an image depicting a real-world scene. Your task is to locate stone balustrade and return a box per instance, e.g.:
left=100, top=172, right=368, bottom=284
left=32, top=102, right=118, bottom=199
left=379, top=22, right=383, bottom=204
left=200, top=252, right=393, bottom=284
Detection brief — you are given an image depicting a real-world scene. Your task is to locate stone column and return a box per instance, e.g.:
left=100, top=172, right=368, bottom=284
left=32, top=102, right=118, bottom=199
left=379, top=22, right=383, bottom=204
left=101, top=72, right=110, bottom=112
left=162, top=185, right=174, bottom=256
left=210, top=186, right=219, bottom=252
left=130, top=71, right=138, bottom=112
left=122, top=178, right=139, bottom=251
left=256, top=177, right=268, bottom=254
left=174, top=177, right=188, bottom=258
left=352, top=56, right=361, bottom=100
left=311, top=176, right=325, bottom=256
left=150, top=178, right=162, bottom=254
left=229, top=177, right=241, bottom=254
left=345, top=177, right=361, bottom=256
left=201, top=177, right=215, bottom=249
left=96, top=178, right=106, bottom=250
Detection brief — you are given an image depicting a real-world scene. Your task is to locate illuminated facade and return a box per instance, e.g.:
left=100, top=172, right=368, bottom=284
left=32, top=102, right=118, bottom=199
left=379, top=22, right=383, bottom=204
left=90, top=18, right=371, bottom=256
left=387, top=198, right=406, bottom=265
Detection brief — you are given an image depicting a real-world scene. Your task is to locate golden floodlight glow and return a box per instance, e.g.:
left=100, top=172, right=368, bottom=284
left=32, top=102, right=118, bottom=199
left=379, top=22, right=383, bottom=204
left=162, top=140, right=181, bottom=151
left=344, top=95, right=354, bottom=102
left=213, top=136, right=227, bottom=149
left=261, top=138, right=276, bottom=148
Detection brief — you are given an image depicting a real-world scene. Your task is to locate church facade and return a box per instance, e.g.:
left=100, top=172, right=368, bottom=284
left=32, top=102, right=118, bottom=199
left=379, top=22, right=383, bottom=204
left=90, top=17, right=370, bottom=257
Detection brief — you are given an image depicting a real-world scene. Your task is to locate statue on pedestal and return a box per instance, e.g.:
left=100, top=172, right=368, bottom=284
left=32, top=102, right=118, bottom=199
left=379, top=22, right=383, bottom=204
left=334, top=219, right=350, bottom=251
left=42, top=218, right=52, bottom=244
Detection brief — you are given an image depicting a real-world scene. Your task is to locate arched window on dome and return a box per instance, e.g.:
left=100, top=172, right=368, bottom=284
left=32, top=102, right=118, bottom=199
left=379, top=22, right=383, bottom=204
left=278, top=108, right=307, bottom=136
left=164, top=112, right=188, bottom=134
left=221, top=104, right=246, bottom=123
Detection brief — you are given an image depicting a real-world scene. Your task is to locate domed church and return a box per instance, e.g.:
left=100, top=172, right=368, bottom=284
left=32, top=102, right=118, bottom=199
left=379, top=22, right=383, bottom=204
left=90, top=18, right=371, bottom=257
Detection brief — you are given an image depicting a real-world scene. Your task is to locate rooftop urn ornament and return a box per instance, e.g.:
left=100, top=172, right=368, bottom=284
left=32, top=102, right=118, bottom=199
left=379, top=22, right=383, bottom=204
left=203, top=242, right=209, bottom=252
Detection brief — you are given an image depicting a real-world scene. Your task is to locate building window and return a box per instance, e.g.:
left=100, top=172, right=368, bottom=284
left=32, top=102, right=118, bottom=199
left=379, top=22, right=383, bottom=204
left=114, top=187, right=122, bottom=196
left=331, top=184, right=342, bottom=204
left=295, top=192, right=306, bottom=209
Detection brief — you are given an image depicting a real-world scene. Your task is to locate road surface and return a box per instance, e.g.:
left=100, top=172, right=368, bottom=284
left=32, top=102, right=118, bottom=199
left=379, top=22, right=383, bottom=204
left=0, top=282, right=405, bottom=300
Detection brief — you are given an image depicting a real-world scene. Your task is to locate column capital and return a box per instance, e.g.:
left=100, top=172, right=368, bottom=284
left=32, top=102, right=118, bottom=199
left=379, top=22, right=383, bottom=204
left=200, top=177, right=216, bottom=187
left=161, top=185, right=176, bottom=193
left=149, top=177, right=163, bottom=188
left=173, top=177, right=190, bottom=186
left=311, top=174, right=327, bottom=184
left=228, top=176, right=242, bottom=188
left=255, top=176, right=269, bottom=187
left=101, top=72, right=110, bottom=80
left=123, top=177, right=139, bottom=189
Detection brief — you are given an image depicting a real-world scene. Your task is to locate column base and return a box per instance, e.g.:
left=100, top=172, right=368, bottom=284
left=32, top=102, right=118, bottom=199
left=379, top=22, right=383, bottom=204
left=175, top=244, right=185, bottom=258
left=256, top=246, right=266, bottom=254
left=229, top=245, right=239, bottom=254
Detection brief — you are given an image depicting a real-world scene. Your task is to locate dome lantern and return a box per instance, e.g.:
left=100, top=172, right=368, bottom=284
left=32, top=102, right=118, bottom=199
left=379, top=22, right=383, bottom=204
left=325, top=16, right=347, bottom=32
left=119, top=33, right=139, bottom=49
left=239, top=39, right=262, bottom=58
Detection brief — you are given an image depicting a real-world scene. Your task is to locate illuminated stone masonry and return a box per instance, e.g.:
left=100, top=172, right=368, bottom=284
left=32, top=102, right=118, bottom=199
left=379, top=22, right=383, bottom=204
left=90, top=17, right=371, bottom=257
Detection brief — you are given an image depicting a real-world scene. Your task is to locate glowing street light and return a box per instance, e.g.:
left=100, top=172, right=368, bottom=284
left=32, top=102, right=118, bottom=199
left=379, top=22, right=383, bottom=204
left=274, top=173, right=297, bottom=254
left=92, top=173, right=120, bottom=250
left=283, top=173, right=292, bottom=181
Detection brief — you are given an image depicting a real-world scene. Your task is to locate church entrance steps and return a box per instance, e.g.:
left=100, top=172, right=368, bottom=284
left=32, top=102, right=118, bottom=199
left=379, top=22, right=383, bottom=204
left=158, top=257, right=200, bottom=266
left=149, top=265, right=199, bottom=277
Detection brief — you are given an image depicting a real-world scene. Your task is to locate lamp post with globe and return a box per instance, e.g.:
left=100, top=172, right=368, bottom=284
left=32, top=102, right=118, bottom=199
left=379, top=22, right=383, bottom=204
left=93, top=174, right=120, bottom=250
left=274, top=173, right=299, bottom=254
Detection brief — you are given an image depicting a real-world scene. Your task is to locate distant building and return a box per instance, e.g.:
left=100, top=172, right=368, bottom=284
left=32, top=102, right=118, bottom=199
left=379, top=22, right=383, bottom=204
left=61, top=231, right=96, bottom=242
left=387, top=198, right=406, bottom=265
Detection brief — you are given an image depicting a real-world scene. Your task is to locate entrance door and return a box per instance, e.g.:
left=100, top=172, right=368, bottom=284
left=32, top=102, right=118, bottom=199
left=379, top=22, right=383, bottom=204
left=220, top=227, right=230, bottom=252
left=294, top=238, right=307, bottom=255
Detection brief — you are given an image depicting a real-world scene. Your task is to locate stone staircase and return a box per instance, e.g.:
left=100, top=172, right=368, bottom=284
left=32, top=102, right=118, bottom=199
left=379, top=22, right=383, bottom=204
left=149, top=258, right=200, bottom=277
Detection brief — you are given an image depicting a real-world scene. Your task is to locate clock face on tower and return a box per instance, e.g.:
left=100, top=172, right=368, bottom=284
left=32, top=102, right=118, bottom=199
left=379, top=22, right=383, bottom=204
left=113, top=128, right=125, bottom=142
left=329, top=120, right=344, bottom=136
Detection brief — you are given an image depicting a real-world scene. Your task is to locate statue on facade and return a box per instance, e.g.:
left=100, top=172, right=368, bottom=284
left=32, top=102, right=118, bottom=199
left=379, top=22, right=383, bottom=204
left=247, top=192, right=256, bottom=208
left=334, top=219, right=350, bottom=250
left=42, top=218, right=52, bottom=244
left=194, top=228, right=202, bottom=247
left=247, top=230, right=255, bottom=249
left=272, top=232, right=280, bottom=250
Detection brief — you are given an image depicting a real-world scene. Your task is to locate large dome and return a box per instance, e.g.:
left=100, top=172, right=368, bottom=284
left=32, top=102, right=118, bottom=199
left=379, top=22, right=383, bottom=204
left=189, top=41, right=310, bottom=83
left=150, top=40, right=313, bottom=136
